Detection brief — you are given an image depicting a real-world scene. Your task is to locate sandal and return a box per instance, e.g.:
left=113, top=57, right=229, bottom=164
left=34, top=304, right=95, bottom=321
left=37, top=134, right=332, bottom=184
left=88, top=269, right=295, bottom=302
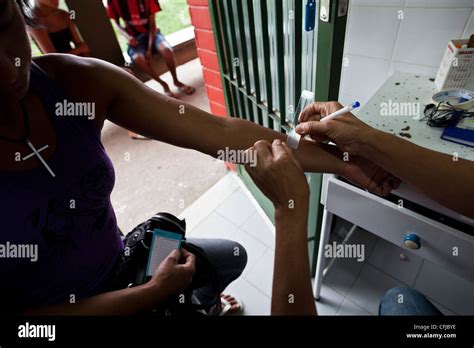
left=219, top=294, right=244, bottom=316
left=128, top=131, right=149, bottom=140
left=178, top=84, right=196, bottom=95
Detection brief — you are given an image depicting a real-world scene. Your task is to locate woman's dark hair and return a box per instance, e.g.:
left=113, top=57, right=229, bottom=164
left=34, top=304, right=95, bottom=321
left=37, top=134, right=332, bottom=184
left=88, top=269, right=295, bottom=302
left=16, top=0, right=36, bottom=26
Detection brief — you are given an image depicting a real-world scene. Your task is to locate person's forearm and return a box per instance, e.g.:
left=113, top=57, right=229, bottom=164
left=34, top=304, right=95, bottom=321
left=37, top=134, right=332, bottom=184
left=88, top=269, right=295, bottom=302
left=104, top=66, right=346, bottom=176
left=219, top=117, right=346, bottom=175
left=24, top=282, right=166, bottom=316
left=363, top=130, right=474, bottom=218
left=272, top=205, right=317, bottom=315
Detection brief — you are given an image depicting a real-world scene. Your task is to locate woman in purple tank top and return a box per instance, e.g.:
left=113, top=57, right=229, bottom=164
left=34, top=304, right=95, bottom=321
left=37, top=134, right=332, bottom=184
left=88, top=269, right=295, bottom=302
left=0, top=0, right=397, bottom=315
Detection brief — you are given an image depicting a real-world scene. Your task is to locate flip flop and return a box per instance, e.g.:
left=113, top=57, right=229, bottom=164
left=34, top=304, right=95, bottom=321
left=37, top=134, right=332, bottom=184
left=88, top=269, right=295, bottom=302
left=128, top=131, right=149, bottom=140
left=219, top=294, right=244, bottom=316
left=178, top=85, right=196, bottom=95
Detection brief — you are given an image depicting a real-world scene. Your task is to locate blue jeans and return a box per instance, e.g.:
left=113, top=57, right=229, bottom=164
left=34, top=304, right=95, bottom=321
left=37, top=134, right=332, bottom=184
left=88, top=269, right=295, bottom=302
left=379, top=287, right=443, bottom=316
left=127, top=31, right=168, bottom=59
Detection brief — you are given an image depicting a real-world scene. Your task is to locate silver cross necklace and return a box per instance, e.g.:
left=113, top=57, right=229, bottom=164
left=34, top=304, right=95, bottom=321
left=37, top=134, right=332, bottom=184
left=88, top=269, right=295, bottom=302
left=0, top=102, right=56, bottom=177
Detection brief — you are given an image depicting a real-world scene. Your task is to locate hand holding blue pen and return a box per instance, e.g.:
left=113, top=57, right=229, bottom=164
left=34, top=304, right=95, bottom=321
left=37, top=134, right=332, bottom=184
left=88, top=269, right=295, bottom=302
left=298, top=101, right=360, bottom=123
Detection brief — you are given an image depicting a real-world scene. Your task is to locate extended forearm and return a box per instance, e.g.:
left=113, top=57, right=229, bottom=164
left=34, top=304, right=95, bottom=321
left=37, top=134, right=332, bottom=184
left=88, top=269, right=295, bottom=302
left=25, top=283, right=165, bottom=316
left=219, top=117, right=346, bottom=174
left=365, top=130, right=474, bottom=218
left=108, top=72, right=344, bottom=176
left=272, top=207, right=317, bottom=315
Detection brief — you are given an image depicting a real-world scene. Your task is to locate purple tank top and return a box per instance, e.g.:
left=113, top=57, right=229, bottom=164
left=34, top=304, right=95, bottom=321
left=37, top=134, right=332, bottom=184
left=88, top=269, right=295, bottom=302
left=0, top=62, right=123, bottom=309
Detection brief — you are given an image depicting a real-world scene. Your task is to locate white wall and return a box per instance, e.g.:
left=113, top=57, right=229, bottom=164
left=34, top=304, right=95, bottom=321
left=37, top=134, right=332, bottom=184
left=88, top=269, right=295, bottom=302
left=338, top=0, right=474, bottom=106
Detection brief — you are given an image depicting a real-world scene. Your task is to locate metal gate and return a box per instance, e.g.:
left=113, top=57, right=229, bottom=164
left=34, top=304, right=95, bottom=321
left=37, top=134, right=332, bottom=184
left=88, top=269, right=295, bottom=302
left=209, top=0, right=348, bottom=273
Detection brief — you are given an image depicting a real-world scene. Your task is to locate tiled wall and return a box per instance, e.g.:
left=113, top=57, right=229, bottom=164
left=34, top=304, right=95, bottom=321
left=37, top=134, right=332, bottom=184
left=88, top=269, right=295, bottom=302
left=338, top=0, right=474, bottom=106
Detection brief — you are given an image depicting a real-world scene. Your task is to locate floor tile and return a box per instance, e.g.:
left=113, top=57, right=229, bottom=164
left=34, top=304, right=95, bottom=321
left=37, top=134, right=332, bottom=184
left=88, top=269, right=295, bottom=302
left=323, top=255, right=365, bottom=297
left=367, top=238, right=424, bottom=286
left=224, top=278, right=271, bottom=315
left=337, top=298, right=372, bottom=316
left=227, top=229, right=268, bottom=277
left=245, top=248, right=275, bottom=298
left=429, top=298, right=458, bottom=316
left=187, top=211, right=238, bottom=240
left=314, top=284, right=345, bottom=316
left=346, top=263, right=404, bottom=315
left=414, top=260, right=474, bottom=315
left=216, top=189, right=256, bottom=227
left=241, top=211, right=275, bottom=249
left=179, top=173, right=239, bottom=231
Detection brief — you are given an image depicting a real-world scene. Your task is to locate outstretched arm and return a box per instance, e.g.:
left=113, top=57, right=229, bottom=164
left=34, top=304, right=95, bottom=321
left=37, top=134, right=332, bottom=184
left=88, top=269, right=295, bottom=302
left=297, top=102, right=474, bottom=218
left=37, top=55, right=397, bottom=196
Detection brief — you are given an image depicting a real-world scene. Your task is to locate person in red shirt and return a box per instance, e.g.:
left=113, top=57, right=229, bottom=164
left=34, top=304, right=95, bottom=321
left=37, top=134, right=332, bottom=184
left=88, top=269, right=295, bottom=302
left=107, top=0, right=195, bottom=99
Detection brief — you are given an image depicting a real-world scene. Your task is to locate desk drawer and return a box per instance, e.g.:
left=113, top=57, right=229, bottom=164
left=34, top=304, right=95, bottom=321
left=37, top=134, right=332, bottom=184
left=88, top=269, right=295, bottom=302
left=324, top=177, right=474, bottom=282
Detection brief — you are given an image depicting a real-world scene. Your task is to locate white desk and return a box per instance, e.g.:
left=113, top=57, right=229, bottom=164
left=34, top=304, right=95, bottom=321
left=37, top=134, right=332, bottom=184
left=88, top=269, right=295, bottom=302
left=313, top=72, right=474, bottom=299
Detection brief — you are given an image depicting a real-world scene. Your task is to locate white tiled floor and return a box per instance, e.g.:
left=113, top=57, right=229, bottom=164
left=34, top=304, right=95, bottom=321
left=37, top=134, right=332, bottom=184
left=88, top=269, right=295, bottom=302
left=180, top=173, right=474, bottom=316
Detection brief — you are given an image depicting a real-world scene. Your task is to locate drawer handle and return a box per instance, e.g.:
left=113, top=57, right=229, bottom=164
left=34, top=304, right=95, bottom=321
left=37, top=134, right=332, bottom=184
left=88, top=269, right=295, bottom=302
left=404, top=233, right=421, bottom=250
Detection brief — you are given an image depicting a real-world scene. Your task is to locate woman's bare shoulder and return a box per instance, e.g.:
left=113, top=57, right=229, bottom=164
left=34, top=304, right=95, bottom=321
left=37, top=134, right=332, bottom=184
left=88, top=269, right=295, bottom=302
left=33, top=55, right=120, bottom=92
left=32, top=54, right=138, bottom=109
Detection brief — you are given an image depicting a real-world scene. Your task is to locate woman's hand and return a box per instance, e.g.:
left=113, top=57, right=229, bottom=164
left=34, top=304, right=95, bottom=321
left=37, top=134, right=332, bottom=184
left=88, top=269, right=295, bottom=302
left=296, top=101, right=376, bottom=157
left=147, top=248, right=196, bottom=300
left=245, top=139, right=309, bottom=211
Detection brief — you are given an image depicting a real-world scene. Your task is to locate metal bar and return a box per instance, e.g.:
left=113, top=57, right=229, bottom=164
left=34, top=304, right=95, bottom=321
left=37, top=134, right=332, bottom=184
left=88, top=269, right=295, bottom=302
left=313, top=208, right=333, bottom=300
left=233, top=84, right=243, bottom=118
left=259, top=0, right=274, bottom=112
left=223, top=0, right=241, bottom=83
left=240, top=0, right=256, bottom=94
left=232, top=0, right=252, bottom=95
left=294, top=0, right=303, bottom=115
left=275, top=0, right=285, bottom=124
left=240, top=89, right=251, bottom=121
left=245, top=0, right=261, bottom=100
left=231, top=0, right=247, bottom=87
